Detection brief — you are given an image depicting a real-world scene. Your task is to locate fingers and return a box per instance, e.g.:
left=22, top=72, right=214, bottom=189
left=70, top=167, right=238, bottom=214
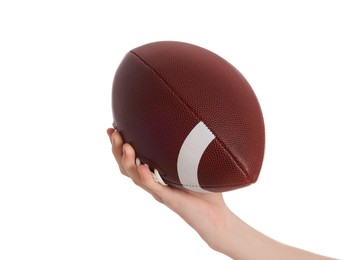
left=121, top=143, right=142, bottom=186
left=123, top=143, right=170, bottom=199
left=107, top=128, right=126, bottom=175
left=107, top=127, right=174, bottom=204
left=107, top=128, right=147, bottom=184
left=106, top=128, right=115, bottom=140
left=137, top=164, right=171, bottom=203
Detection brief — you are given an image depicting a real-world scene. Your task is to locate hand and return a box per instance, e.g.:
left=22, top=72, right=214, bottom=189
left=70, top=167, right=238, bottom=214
left=106, top=128, right=233, bottom=251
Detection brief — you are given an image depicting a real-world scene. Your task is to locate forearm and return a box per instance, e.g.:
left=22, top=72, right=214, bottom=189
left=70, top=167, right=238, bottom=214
left=212, top=211, right=335, bottom=260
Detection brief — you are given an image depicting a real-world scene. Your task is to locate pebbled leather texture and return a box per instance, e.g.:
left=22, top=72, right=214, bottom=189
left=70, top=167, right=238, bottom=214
left=112, top=41, right=265, bottom=192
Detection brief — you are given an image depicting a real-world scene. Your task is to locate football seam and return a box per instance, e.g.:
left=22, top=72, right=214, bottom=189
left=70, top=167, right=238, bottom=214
left=130, top=50, right=251, bottom=185
left=165, top=179, right=251, bottom=189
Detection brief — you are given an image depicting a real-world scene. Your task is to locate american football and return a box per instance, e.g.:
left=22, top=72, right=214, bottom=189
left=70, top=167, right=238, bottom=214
left=112, top=41, right=265, bottom=192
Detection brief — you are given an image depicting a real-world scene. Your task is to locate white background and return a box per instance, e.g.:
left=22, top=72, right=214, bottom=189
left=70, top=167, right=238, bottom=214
left=1, top=1, right=352, bottom=259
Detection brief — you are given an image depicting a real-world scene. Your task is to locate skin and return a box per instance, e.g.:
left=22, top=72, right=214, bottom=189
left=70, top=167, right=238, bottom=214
left=107, top=128, right=335, bottom=260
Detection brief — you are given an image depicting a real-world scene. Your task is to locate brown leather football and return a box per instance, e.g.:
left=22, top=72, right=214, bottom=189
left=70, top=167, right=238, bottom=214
left=112, top=41, right=265, bottom=192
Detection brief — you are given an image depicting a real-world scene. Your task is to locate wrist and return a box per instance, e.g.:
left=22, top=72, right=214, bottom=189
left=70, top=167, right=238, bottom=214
left=211, top=210, right=281, bottom=259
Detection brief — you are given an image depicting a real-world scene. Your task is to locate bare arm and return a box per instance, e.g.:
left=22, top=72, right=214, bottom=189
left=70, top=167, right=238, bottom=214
left=107, top=128, right=335, bottom=260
